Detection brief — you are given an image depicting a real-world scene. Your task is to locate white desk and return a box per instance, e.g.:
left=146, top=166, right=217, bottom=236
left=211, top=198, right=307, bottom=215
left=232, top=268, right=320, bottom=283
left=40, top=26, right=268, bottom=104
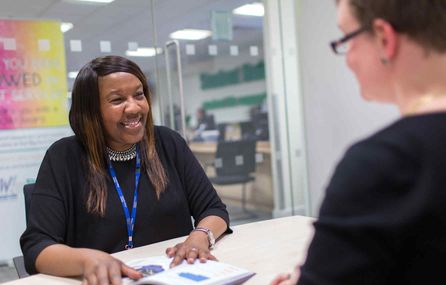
left=4, top=215, right=315, bottom=285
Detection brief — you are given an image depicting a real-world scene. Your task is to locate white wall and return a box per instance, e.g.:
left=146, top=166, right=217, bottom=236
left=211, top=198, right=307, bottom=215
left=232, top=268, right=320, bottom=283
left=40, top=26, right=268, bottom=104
left=297, top=0, right=398, bottom=214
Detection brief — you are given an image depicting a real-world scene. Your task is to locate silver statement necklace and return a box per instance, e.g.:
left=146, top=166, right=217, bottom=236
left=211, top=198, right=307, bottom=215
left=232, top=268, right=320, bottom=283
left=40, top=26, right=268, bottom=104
left=106, top=144, right=137, bottom=161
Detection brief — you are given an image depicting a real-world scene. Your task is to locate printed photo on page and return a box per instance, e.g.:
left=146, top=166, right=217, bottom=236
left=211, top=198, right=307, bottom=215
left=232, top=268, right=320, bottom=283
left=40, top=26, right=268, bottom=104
left=123, top=255, right=255, bottom=285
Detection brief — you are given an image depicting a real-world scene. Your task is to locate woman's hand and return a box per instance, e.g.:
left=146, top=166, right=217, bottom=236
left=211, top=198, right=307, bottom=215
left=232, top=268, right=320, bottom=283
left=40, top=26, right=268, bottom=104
left=80, top=249, right=143, bottom=285
left=165, top=231, right=217, bottom=267
left=270, top=266, right=301, bottom=285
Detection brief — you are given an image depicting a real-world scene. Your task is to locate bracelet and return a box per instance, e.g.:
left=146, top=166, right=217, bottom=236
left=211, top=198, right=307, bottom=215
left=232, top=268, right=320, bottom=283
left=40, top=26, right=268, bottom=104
left=192, top=227, right=216, bottom=249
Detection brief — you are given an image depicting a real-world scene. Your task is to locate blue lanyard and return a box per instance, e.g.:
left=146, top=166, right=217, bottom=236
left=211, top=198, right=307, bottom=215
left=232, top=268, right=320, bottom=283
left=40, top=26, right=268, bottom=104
left=107, top=145, right=141, bottom=250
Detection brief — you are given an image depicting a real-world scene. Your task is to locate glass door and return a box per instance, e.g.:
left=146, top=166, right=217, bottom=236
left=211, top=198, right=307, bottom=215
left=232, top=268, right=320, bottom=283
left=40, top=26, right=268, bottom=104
left=149, top=0, right=275, bottom=224
left=0, top=3, right=310, bottom=269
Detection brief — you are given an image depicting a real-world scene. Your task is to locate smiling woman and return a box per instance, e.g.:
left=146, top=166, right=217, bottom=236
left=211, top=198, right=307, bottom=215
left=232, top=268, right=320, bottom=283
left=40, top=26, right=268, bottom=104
left=69, top=56, right=168, bottom=209
left=99, top=72, right=149, bottom=152
left=20, top=55, right=230, bottom=285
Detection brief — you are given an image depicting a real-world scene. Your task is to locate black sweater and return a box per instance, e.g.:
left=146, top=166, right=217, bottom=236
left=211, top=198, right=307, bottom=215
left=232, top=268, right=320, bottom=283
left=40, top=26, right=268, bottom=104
left=298, top=113, right=446, bottom=285
left=20, top=126, right=229, bottom=274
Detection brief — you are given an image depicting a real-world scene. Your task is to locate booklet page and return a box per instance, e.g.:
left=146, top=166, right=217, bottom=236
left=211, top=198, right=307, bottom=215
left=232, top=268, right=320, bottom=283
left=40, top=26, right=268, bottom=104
left=123, top=256, right=254, bottom=285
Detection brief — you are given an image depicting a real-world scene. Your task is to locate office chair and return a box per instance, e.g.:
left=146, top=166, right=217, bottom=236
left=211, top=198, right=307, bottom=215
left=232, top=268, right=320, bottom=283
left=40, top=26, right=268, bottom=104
left=208, top=140, right=257, bottom=214
left=12, top=183, right=33, bottom=278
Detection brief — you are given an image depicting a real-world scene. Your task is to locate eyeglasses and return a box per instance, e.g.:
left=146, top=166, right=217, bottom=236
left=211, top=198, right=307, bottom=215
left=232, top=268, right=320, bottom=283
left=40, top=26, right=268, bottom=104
left=330, top=26, right=368, bottom=55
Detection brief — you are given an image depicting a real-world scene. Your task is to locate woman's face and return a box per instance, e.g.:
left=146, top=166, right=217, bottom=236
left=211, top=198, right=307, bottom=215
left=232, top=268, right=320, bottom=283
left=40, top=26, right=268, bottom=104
left=99, top=72, right=149, bottom=151
left=337, top=0, right=392, bottom=102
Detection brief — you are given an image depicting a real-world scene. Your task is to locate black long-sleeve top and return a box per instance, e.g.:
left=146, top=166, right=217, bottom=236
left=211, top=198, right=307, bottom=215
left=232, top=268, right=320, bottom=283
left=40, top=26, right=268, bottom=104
left=297, top=113, right=446, bottom=285
left=20, top=126, right=230, bottom=274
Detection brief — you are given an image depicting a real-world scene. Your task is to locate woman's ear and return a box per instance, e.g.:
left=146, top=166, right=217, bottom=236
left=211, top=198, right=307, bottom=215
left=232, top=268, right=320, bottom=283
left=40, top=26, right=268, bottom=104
left=372, top=18, right=398, bottom=62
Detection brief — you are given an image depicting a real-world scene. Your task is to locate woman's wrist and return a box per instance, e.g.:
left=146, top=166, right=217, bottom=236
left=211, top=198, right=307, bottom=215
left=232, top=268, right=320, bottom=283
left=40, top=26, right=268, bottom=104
left=191, top=227, right=215, bottom=249
left=188, top=230, right=211, bottom=248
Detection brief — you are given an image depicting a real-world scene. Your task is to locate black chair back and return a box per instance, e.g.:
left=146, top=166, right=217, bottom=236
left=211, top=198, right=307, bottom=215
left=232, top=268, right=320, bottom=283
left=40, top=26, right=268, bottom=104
left=23, top=183, right=34, bottom=226
left=13, top=183, right=34, bottom=278
left=214, top=140, right=256, bottom=177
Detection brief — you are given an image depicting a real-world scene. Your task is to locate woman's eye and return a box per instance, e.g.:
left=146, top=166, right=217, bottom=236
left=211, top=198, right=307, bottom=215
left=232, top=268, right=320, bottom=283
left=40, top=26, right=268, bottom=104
left=135, top=92, right=145, bottom=98
left=110, top=98, right=123, bottom=104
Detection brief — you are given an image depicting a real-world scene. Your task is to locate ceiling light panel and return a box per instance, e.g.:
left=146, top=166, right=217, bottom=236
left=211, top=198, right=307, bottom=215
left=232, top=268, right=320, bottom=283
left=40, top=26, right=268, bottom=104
left=169, top=29, right=211, bottom=41
left=60, top=22, right=73, bottom=33
left=71, top=0, right=115, bottom=3
left=126, top=47, right=162, bottom=57
left=233, top=3, right=264, bottom=17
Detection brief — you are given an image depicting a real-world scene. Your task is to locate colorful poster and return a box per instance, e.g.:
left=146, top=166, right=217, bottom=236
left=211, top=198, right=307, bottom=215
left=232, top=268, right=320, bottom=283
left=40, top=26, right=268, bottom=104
left=0, top=19, right=68, bottom=129
left=0, top=19, right=70, bottom=261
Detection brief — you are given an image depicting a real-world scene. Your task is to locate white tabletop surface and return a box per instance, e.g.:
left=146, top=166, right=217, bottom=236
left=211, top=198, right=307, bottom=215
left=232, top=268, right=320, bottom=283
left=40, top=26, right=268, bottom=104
left=4, top=215, right=315, bottom=285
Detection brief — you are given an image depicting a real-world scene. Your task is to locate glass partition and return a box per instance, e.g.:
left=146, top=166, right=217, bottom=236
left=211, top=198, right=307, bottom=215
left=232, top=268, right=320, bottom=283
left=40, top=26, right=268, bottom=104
left=0, top=1, right=309, bottom=279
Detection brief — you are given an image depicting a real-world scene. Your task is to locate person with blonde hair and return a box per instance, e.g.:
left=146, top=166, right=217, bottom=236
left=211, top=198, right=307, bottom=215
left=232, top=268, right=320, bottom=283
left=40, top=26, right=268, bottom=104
left=272, top=0, right=446, bottom=284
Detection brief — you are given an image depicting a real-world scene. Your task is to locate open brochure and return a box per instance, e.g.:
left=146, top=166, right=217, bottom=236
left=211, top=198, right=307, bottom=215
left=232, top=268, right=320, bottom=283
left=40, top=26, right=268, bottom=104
left=123, top=255, right=255, bottom=285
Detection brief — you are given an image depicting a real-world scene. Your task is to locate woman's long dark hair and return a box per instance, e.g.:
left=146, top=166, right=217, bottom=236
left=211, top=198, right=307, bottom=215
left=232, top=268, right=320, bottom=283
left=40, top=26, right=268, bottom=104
left=69, top=55, right=167, bottom=216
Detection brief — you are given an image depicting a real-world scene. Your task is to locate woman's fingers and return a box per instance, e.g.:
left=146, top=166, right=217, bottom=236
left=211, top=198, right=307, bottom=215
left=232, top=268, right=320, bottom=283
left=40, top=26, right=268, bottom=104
left=170, top=253, right=184, bottom=267
left=82, top=254, right=143, bottom=285
left=109, top=264, right=124, bottom=285
left=270, top=266, right=301, bottom=285
left=206, top=252, right=217, bottom=261
left=120, top=263, right=143, bottom=282
left=167, top=241, right=218, bottom=268
left=170, top=245, right=187, bottom=267
left=269, top=273, right=291, bottom=285
left=83, top=272, right=98, bottom=285
left=187, top=247, right=199, bottom=264
left=165, top=246, right=176, bottom=257
left=95, top=264, right=111, bottom=285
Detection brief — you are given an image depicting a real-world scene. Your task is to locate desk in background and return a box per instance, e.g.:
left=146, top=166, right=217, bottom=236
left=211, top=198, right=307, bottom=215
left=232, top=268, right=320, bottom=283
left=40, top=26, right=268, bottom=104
left=189, top=141, right=273, bottom=211
left=189, top=141, right=271, bottom=154
left=4, top=215, right=315, bottom=285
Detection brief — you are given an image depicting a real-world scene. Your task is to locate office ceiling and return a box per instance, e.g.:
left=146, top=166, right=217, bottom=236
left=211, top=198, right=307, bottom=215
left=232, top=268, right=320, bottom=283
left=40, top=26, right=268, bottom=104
left=0, top=0, right=264, bottom=79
